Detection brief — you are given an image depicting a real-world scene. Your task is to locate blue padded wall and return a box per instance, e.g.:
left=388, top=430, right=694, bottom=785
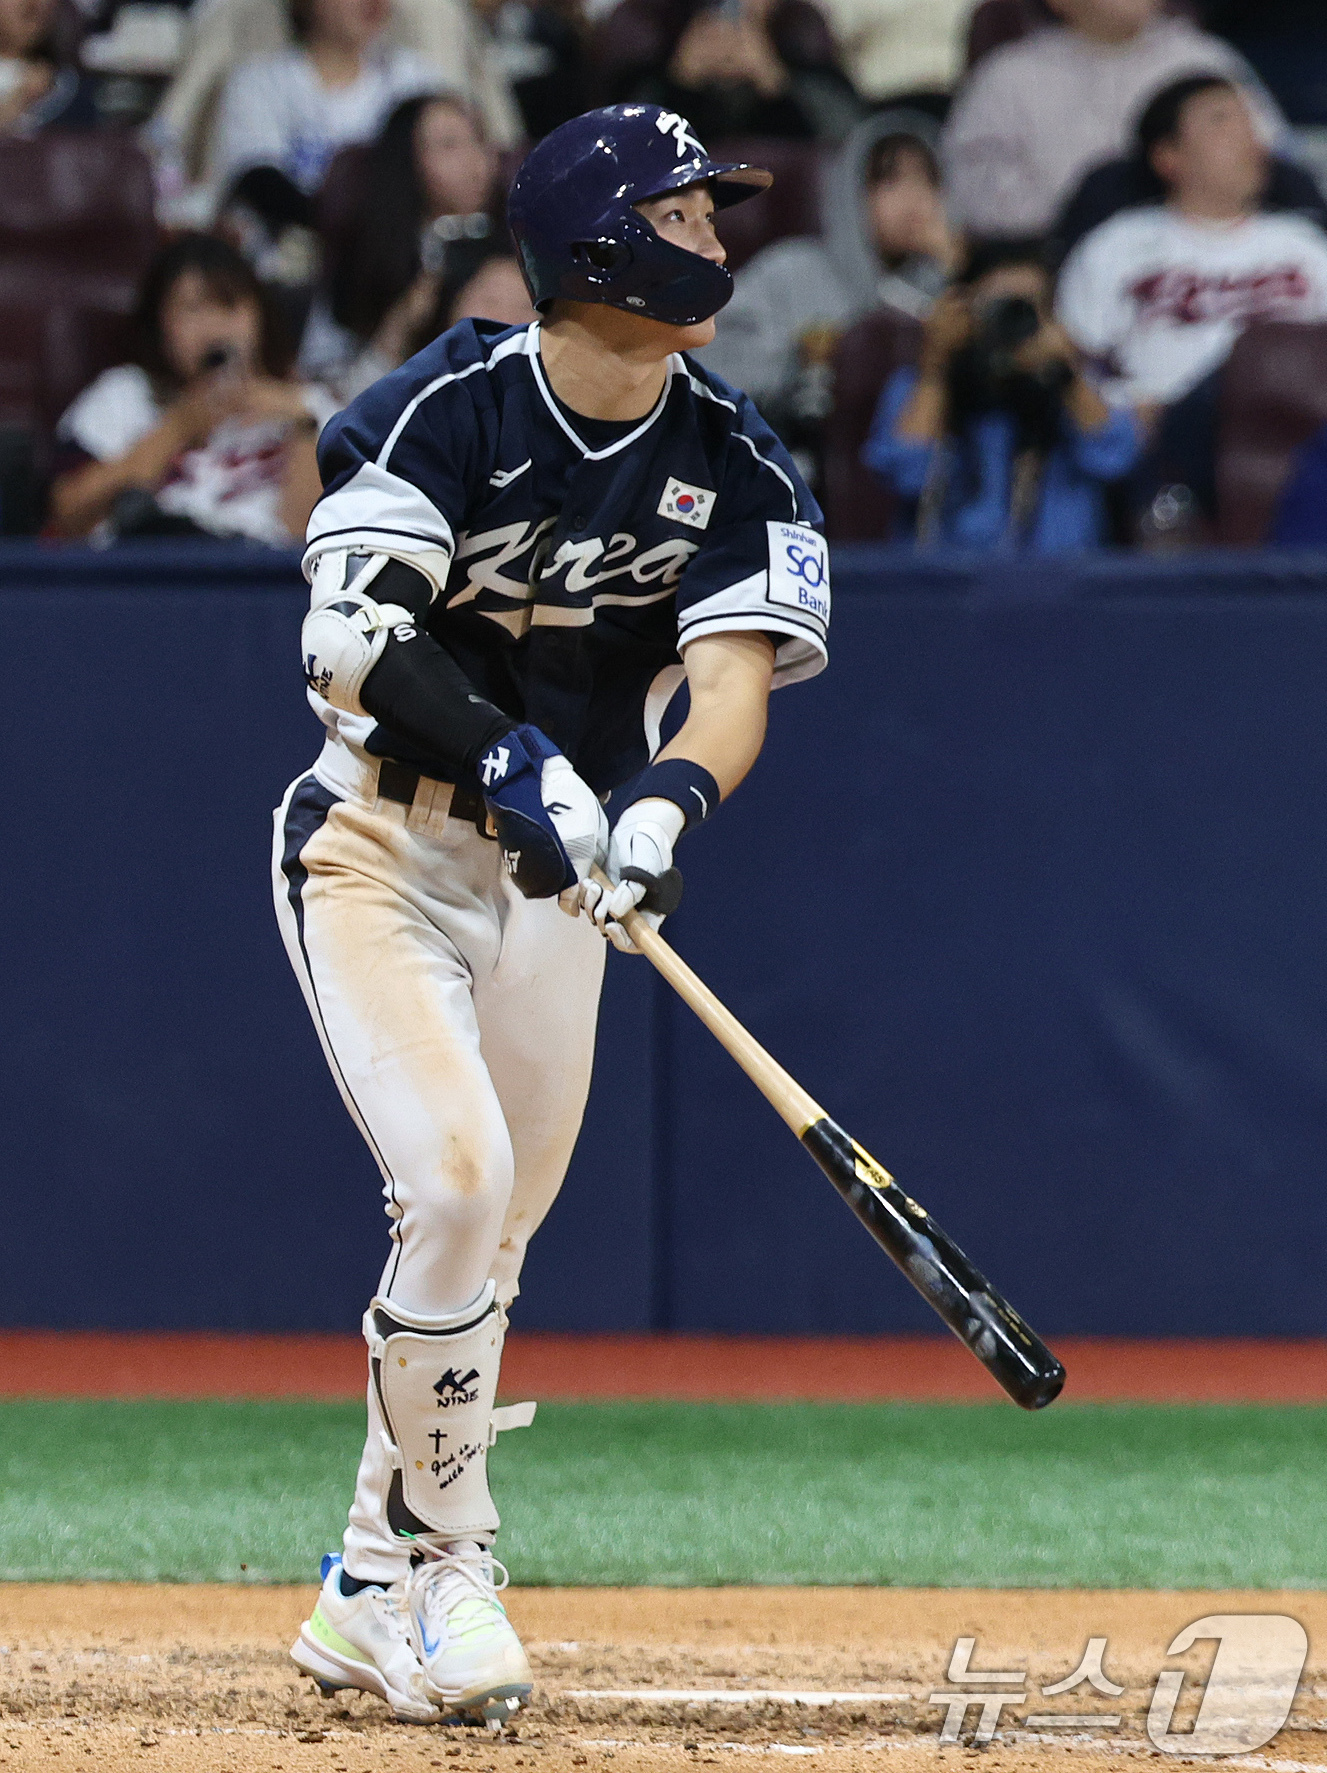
left=4, top=544, right=1327, bottom=1334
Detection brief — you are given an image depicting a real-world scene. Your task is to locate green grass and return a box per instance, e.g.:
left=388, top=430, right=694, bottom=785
left=1, top=1399, right=1324, bottom=1587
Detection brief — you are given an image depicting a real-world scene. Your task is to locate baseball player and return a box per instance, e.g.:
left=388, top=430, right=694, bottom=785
left=273, top=103, right=831, bottom=1728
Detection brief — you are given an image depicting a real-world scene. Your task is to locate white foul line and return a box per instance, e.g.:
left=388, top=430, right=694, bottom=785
left=566, top=1691, right=910, bottom=1705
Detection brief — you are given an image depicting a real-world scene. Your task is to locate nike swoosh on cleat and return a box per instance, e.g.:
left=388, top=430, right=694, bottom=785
left=422, top=1629, right=443, bottom=1656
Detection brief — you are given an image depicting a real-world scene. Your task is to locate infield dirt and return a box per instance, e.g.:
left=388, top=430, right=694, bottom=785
left=3, top=1587, right=1327, bottom=1773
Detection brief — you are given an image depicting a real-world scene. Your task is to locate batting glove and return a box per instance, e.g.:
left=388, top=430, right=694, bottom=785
left=478, top=725, right=608, bottom=900
left=582, top=797, right=686, bottom=953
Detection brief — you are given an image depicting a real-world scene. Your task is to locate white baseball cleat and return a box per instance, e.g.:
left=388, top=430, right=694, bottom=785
left=405, top=1540, right=533, bottom=1723
left=291, top=1554, right=443, bottom=1723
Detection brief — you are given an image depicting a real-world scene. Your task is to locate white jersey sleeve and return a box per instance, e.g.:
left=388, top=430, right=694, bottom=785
left=304, top=324, right=523, bottom=595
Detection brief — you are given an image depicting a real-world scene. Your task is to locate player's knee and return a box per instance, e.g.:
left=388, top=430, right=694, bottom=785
left=441, top=1127, right=495, bottom=1200
left=398, top=1125, right=513, bottom=1246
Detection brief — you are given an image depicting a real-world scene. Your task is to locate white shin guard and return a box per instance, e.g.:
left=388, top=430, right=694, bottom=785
left=365, top=1283, right=531, bottom=1544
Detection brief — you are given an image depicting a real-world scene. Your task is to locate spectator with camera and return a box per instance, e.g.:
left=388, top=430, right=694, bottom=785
left=942, top=0, right=1281, bottom=240
left=863, top=239, right=1141, bottom=549
left=49, top=233, right=334, bottom=545
left=1057, top=74, right=1327, bottom=534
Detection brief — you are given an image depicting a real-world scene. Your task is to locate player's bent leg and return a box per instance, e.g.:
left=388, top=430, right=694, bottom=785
left=272, top=778, right=517, bottom=1322
left=363, top=1282, right=533, bottom=1720
left=474, top=888, right=608, bottom=1302
left=291, top=1552, right=443, bottom=1723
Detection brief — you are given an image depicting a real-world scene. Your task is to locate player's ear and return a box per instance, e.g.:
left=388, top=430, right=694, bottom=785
left=571, top=238, right=635, bottom=277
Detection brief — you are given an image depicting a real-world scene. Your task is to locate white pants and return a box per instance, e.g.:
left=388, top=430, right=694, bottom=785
left=273, top=738, right=606, bottom=1578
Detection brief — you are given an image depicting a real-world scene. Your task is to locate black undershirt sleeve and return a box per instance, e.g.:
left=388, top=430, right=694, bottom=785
left=357, top=558, right=516, bottom=776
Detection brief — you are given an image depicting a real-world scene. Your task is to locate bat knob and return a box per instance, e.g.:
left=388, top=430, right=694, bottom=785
left=621, top=865, right=684, bottom=916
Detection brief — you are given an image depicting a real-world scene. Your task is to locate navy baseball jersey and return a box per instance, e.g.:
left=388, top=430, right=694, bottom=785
left=305, top=318, right=830, bottom=795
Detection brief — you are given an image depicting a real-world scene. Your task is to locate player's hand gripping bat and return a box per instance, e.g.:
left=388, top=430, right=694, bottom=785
left=593, top=869, right=1065, bottom=1410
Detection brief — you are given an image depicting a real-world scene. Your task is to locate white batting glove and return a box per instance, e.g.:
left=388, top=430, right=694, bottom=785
left=581, top=798, right=685, bottom=953
left=536, top=754, right=608, bottom=917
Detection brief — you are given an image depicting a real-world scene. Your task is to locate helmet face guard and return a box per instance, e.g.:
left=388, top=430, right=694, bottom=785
left=508, top=106, right=772, bottom=327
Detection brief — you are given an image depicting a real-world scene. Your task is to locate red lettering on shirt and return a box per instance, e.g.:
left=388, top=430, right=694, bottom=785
left=1128, top=265, right=1312, bottom=326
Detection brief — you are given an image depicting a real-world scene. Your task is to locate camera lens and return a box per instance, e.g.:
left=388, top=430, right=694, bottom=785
left=979, top=297, right=1041, bottom=355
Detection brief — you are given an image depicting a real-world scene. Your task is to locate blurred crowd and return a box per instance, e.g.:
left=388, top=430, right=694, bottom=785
left=2, top=0, right=1327, bottom=549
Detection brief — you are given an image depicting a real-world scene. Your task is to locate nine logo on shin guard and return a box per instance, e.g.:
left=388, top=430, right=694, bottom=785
left=434, top=1367, right=481, bottom=1406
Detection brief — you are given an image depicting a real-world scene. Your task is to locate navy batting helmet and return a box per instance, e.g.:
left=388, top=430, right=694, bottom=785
left=507, top=105, right=772, bottom=327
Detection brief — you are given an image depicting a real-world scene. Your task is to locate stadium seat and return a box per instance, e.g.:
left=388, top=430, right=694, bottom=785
left=0, top=131, right=157, bottom=461
left=709, top=139, right=824, bottom=273
left=1216, top=321, right=1327, bottom=544
left=819, top=307, right=921, bottom=541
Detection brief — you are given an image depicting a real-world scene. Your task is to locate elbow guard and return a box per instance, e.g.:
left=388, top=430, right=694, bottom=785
left=302, top=594, right=419, bottom=714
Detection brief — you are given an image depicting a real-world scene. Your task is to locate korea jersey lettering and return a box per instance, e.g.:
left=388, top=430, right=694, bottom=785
left=305, top=318, right=830, bottom=794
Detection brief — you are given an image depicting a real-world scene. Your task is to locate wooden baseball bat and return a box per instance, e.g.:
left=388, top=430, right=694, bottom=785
left=595, top=869, right=1065, bottom=1410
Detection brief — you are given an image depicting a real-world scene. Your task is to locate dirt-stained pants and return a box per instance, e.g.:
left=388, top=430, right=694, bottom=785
left=273, top=737, right=605, bottom=1579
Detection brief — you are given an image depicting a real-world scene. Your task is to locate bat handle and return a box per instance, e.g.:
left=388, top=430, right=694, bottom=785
left=588, top=865, right=825, bottom=1136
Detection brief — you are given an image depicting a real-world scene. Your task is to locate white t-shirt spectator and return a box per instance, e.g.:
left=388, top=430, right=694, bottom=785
left=211, top=44, right=440, bottom=195
left=942, top=19, right=1279, bottom=238
left=1057, top=206, right=1327, bottom=407
left=57, top=364, right=338, bottom=546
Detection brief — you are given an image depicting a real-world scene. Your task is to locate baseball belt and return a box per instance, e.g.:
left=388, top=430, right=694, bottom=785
left=376, top=758, right=492, bottom=836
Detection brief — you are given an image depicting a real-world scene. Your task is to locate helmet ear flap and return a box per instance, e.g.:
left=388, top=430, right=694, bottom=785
left=571, top=237, right=635, bottom=283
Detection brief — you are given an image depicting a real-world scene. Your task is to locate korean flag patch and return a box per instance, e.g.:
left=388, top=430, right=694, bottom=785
left=767, top=520, right=830, bottom=626
left=658, top=477, right=714, bottom=531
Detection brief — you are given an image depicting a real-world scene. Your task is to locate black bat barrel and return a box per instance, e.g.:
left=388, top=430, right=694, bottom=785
left=801, top=1118, right=1065, bottom=1410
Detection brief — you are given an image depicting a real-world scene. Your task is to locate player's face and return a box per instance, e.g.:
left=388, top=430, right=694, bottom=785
left=635, top=184, right=726, bottom=268
left=633, top=183, right=727, bottom=346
